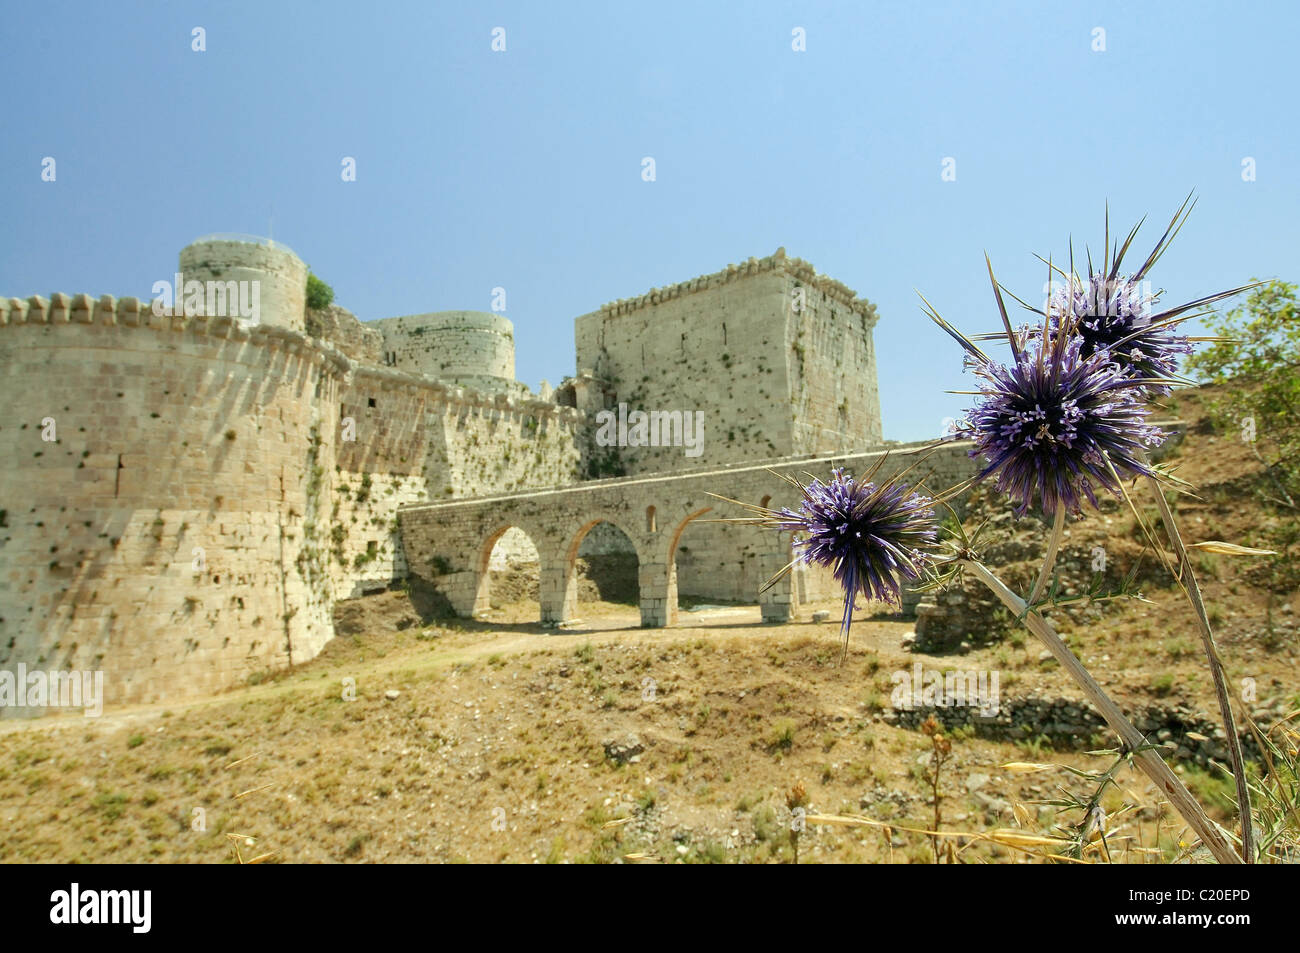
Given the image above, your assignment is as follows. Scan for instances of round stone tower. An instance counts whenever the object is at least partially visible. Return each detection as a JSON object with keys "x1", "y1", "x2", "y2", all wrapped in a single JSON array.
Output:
[
  {"x1": 374, "y1": 311, "x2": 517, "y2": 391},
  {"x1": 178, "y1": 234, "x2": 308, "y2": 331}
]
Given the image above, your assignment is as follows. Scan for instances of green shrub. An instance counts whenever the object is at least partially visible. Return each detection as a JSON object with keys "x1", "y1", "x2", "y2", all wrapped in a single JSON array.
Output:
[
  {"x1": 94, "y1": 792, "x2": 128, "y2": 821},
  {"x1": 1150, "y1": 672, "x2": 1175, "y2": 695},
  {"x1": 766, "y1": 718, "x2": 797, "y2": 752},
  {"x1": 306, "y1": 272, "x2": 334, "y2": 311}
]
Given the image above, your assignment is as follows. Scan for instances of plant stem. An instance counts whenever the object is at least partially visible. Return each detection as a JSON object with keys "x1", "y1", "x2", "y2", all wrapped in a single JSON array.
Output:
[
  {"x1": 965, "y1": 559, "x2": 1241, "y2": 864},
  {"x1": 1148, "y1": 478, "x2": 1254, "y2": 862},
  {"x1": 929, "y1": 757, "x2": 940, "y2": 862},
  {"x1": 1029, "y1": 506, "x2": 1066, "y2": 605}
]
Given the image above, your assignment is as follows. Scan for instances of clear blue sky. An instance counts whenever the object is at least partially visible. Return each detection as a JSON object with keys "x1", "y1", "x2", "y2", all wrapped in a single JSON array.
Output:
[{"x1": 3, "y1": 1, "x2": 1295, "y2": 441}]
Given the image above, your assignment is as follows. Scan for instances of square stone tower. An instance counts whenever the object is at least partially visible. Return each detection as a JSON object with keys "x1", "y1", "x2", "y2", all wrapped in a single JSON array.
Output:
[{"x1": 572, "y1": 248, "x2": 883, "y2": 475}]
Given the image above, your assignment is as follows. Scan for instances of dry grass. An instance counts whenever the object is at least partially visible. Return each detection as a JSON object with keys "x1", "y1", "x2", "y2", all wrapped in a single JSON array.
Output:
[{"x1": 0, "y1": 596, "x2": 1277, "y2": 864}]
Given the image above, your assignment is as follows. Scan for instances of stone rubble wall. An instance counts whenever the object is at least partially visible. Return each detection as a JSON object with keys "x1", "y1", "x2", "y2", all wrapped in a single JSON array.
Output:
[
  {"x1": 883, "y1": 695, "x2": 1264, "y2": 766},
  {"x1": 306, "y1": 304, "x2": 383, "y2": 364}
]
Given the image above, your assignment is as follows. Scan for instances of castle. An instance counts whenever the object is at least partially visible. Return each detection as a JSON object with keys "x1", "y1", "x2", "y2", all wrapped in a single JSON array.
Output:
[{"x1": 0, "y1": 234, "x2": 974, "y2": 713}]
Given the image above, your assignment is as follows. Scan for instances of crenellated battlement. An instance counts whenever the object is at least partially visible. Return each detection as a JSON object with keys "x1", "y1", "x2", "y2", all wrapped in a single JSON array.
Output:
[
  {"x1": 350, "y1": 362, "x2": 583, "y2": 426},
  {"x1": 596, "y1": 247, "x2": 877, "y2": 320},
  {"x1": 1, "y1": 292, "x2": 582, "y2": 427},
  {"x1": 2, "y1": 293, "x2": 357, "y2": 378}
]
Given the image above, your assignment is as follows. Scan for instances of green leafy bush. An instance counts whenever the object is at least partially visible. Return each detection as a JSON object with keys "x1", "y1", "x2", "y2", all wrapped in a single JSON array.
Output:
[{"x1": 306, "y1": 272, "x2": 334, "y2": 311}]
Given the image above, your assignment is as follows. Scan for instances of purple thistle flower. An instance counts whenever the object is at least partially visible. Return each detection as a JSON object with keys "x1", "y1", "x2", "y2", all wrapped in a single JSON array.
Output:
[
  {"x1": 964, "y1": 334, "x2": 1167, "y2": 518},
  {"x1": 922, "y1": 196, "x2": 1260, "y2": 522},
  {"x1": 768, "y1": 467, "x2": 938, "y2": 641},
  {"x1": 1048, "y1": 273, "x2": 1192, "y2": 393}
]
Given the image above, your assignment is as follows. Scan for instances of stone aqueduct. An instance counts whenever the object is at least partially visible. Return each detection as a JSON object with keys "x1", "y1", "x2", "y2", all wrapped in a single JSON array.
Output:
[{"x1": 400, "y1": 442, "x2": 975, "y2": 628}]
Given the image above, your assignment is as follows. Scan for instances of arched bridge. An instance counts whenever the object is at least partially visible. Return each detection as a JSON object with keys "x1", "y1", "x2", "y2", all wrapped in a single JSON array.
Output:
[{"x1": 397, "y1": 441, "x2": 974, "y2": 627}]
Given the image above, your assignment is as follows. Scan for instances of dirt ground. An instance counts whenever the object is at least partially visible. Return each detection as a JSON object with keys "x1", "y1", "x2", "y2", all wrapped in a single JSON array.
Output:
[{"x1": 0, "y1": 591, "x2": 1267, "y2": 864}]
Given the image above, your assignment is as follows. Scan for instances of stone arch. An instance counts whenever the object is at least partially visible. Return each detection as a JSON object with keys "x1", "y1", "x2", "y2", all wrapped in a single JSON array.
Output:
[
  {"x1": 660, "y1": 507, "x2": 713, "y2": 625},
  {"x1": 666, "y1": 507, "x2": 713, "y2": 566},
  {"x1": 473, "y1": 524, "x2": 543, "y2": 619},
  {"x1": 667, "y1": 504, "x2": 796, "y2": 624},
  {"x1": 553, "y1": 517, "x2": 643, "y2": 625}
]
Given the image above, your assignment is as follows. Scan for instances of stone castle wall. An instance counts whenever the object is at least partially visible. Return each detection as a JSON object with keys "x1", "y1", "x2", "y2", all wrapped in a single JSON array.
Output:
[
  {"x1": 573, "y1": 248, "x2": 883, "y2": 477},
  {"x1": 1, "y1": 238, "x2": 903, "y2": 713},
  {"x1": 306, "y1": 304, "x2": 383, "y2": 364},
  {"x1": 782, "y1": 256, "x2": 883, "y2": 453},
  {"x1": 330, "y1": 369, "x2": 583, "y2": 596},
  {"x1": 0, "y1": 297, "x2": 340, "y2": 711},
  {"x1": 0, "y1": 288, "x2": 585, "y2": 711},
  {"x1": 372, "y1": 311, "x2": 520, "y2": 395},
  {"x1": 178, "y1": 236, "x2": 309, "y2": 333}
]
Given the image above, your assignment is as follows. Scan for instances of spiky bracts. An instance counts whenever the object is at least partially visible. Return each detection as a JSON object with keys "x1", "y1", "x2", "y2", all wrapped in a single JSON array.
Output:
[
  {"x1": 964, "y1": 334, "x2": 1166, "y2": 517},
  {"x1": 710, "y1": 460, "x2": 940, "y2": 648},
  {"x1": 921, "y1": 196, "x2": 1259, "y2": 518},
  {"x1": 1047, "y1": 273, "x2": 1191, "y2": 392},
  {"x1": 769, "y1": 467, "x2": 938, "y2": 636}
]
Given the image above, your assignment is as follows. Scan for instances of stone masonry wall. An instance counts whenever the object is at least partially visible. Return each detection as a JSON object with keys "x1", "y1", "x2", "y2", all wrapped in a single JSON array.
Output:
[
  {"x1": 0, "y1": 296, "x2": 342, "y2": 711},
  {"x1": 372, "y1": 311, "x2": 518, "y2": 393},
  {"x1": 178, "y1": 237, "x2": 308, "y2": 333},
  {"x1": 573, "y1": 249, "x2": 883, "y2": 477},
  {"x1": 783, "y1": 258, "x2": 883, "y2": 453},
  {"x1": 328, "y1": 369, "x2": 583, "y2": 598},
  {"x1": 0, "y1": 290, "x2": 590, "y2": 712},
  {"x1": 420, "y1": 395, "x2": 583, "y2": 499}
]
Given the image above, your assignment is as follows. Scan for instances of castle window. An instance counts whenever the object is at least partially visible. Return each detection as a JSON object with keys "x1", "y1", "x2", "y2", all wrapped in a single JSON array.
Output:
[
  {"x1": 646, "y1": 506, "x2": 657, "y2": 533},
  {"x1": 760, "y1": 495, "x2": 771, "y2": 509},
  {"x1": 368, "y1": 397, "x2": 376, "y2": 408}
]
